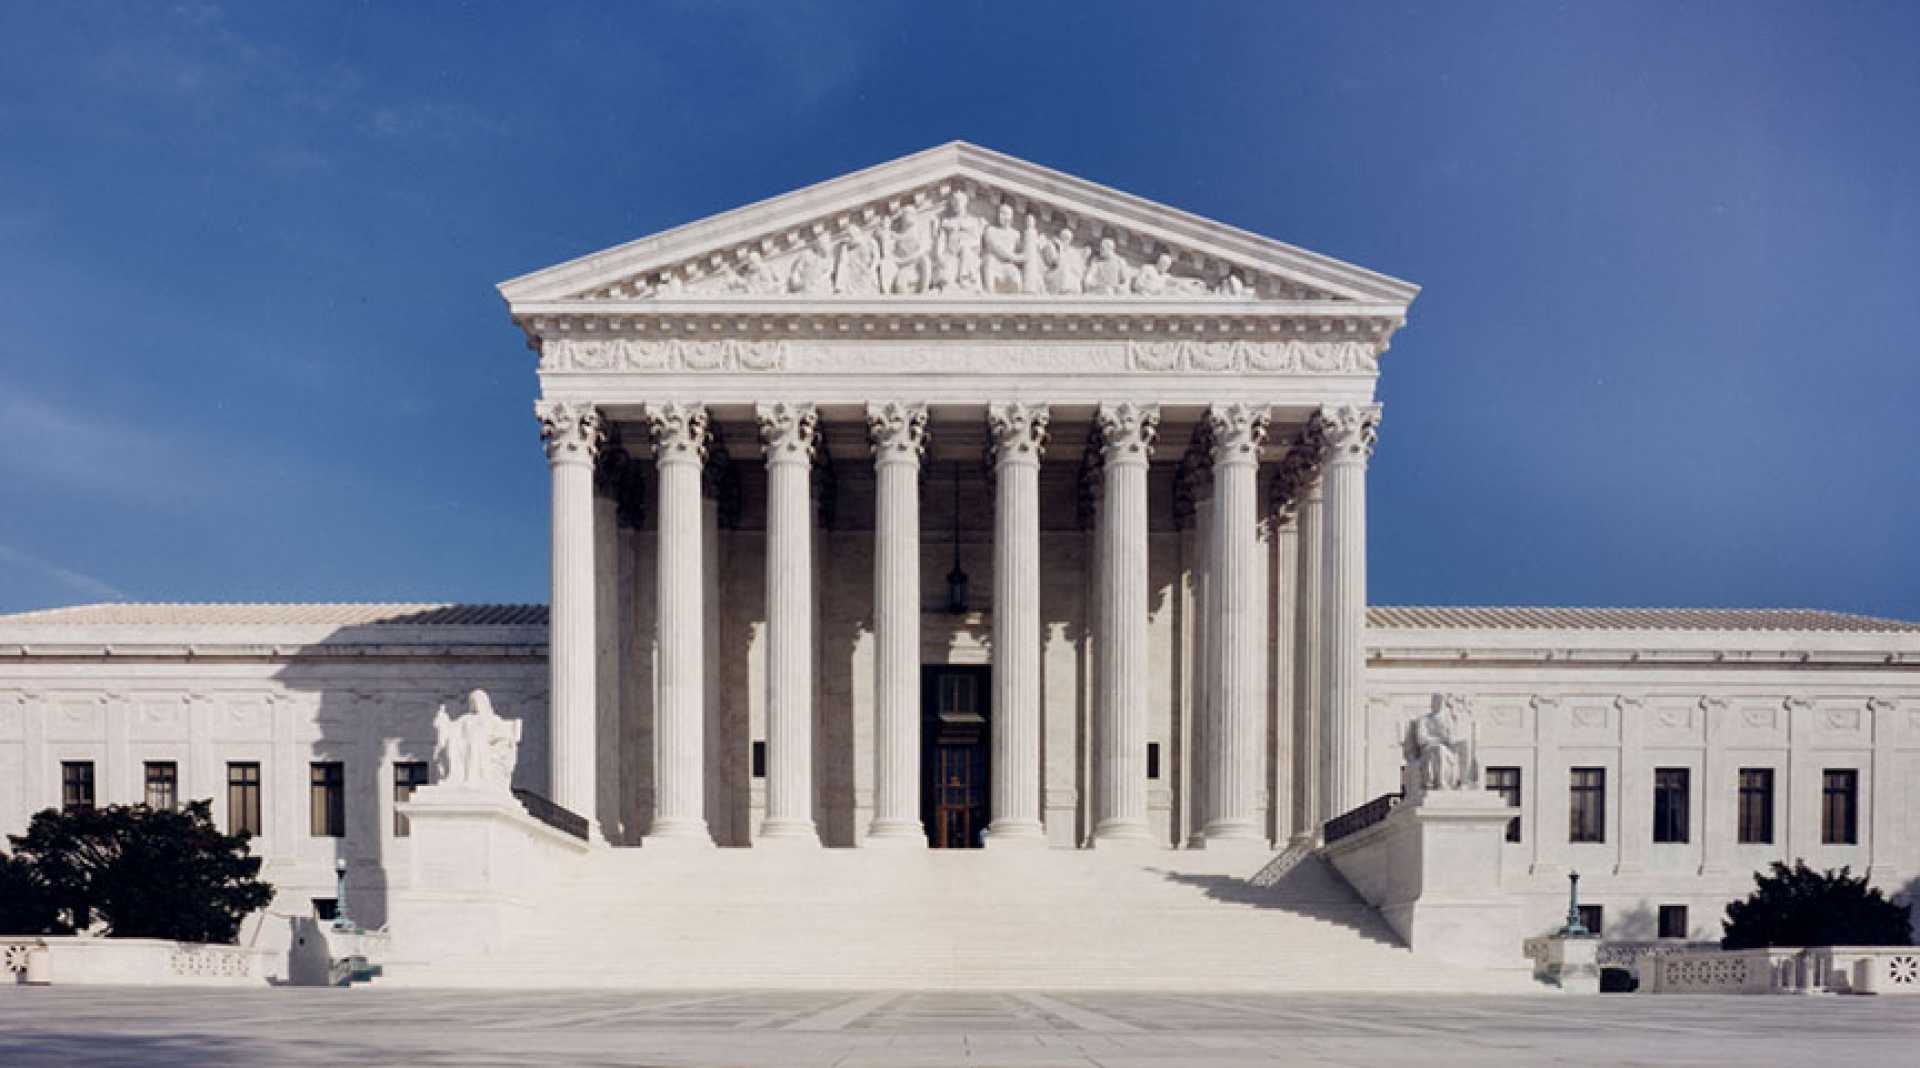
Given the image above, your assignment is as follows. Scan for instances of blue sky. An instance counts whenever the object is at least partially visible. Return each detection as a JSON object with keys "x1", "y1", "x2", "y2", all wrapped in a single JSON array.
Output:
[{"x1": 1, "y1": 1, "x2": 1915, "y2": 618}]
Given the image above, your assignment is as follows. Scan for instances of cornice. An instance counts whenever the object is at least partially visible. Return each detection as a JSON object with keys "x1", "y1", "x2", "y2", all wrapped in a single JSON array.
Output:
[{"x1": 1367, "y1": 645, "x2": 1920, "y2": 669}]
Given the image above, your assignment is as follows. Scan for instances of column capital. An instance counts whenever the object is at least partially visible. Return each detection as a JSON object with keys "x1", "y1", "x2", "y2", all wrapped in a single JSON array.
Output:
[
  {"x1": 988, "y1": 402, "x2": 1050, "y2": 467},
  {"x1": 866, "y1": 401, "x2": 930, "y2": 464},
  {"x1": 1308, "y1": 403, "x2": 1381, "y2": 464},
  {"x1": 644, "y1": 401, "x2": 710, "y2": 466},
  {"x1": 755, "y1": 401, "x2": 819, "y2": 466},
  {"x1": 535, "y1": 399, "x2": 604, "y2": 465},
  {"x1": 1206, "y1": 403, "x2": 1271, "y2": 467},
  {"x1": 1094, "y1": 401, "x2": 1160, "y2": 466}
]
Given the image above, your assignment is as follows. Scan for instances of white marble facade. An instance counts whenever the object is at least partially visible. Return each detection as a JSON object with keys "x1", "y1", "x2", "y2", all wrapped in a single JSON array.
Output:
[{"x1": 2, "y1": 144, "x2": 1917, "y2": 950}]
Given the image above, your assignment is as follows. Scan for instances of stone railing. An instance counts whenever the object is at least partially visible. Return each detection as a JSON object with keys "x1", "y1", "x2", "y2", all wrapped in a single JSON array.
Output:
[
  {"x1": 1323, "y1": 792, "x2": 1401, "y2": 844},
  {"x1": 4, "y1": 936, "x2": 266, "y2": 986},
  {"x1": 1645, "y1": 946, "x2": 1920, "y2": 995},
  {"x1": 513, "y1": 787, "x2": 589, "y2": 840}
]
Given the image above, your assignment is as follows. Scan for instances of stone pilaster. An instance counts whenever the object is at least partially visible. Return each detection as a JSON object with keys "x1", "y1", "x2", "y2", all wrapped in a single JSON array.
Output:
[
  {"x1": 1091, "y1": 401, "x2": 1160, "y2": 846},
  {"x1": 1199, "y1": 403, "x2": 1271, "y2": 848},
  {"x1": 865, "y1": 401, "x2": 930, "y2": 847},
  {"x1": 1276, "y1": 436, "x2": 1327, "y2": 843},
  {"x1": 983, "y1": 402, "x2": 1049, "y2": 847},
  {"x1": 535, "y1": 399, "x2": 604, "y2": 838},
  {"x1": 755, "y1": 401, "x2": 821, "y2": 845},
  {"x1": 1313, "y1": 403, "x2": 1379, "y2": 820},
  {"x1": 643, "y1": 401, "x2": 713, "y2": 846}
]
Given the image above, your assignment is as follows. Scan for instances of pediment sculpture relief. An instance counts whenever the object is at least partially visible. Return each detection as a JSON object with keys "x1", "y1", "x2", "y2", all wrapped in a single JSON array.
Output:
[{"x1": 582, "y1": 181, "x2": 1332, "y2": 302}]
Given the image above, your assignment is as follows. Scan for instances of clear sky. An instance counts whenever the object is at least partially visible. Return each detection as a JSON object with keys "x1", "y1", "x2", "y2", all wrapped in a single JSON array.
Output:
[{"x1": 1, "y1": 1, "x2": 1915, "y2": 618}]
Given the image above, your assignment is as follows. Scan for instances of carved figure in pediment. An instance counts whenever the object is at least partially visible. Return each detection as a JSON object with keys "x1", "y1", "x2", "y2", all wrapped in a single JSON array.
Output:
[
  {"x1": 1216, "y1": 270, "x2": 1251, "y2": 297},
  {"x1": 982, "y1": 203, "x2": 1030, "y2": 294},
  {"x1": 738, "y1": 250, "x2": 783, "y2": 296},
  {"x1": 933, "y1": 189, "x2": 986, "y2": 292},
  {"x1": 881, "y1": 208, "x2": 933, "y2": 294},
  {"x1": 835, "y1": 227, "x2": 882, "y2": 295},
  {"x1": 1043, "y1": 226, "x2": 1086, "y2": 294},
  {"x1": 1134, "y1": 252, "x2": 1208, "y2": 296},
  {"x1": 1084, "y1": 236, "x2": 1133, "y2": 295},
  {"x1": 788, "y1": 233, "x2": 837, "y2": 295}
]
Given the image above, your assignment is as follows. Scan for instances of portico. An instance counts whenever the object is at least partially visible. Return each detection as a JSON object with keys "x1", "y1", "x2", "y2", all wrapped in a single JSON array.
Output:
[{"x1": 504, "y1": 143, "x2": 1410, "y2": 850}]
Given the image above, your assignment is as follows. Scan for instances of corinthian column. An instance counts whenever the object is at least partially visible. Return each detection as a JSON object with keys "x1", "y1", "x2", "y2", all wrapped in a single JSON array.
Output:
[
  {"x1": 753, "y1": 401, "x2": 821, "y2": 845},
  {"x1": 984, "y1": 402, "x2": 1049, "y2": 847},
  {"x1": 1200, "y1": 403, "x2": 1271, "y2": 849},
  {"x1": 536, "y1": 400, "x2": 603, "y2": 838},
  {"x1": 1091, "y1": 401, "x2": 1160, "y2": 846},
  {"x1": 643, "y1": 401, "x2": 713, "y2": 846},
  {"x1": 1314, "y1": 404, "x2": 1380, "y2": 819},
  {"x1": 1277, "y1": 438, "x2": 1326, "y2": 844},
  {"x1": 866, "y1": 401, "x2": 930, "y2": 846}
]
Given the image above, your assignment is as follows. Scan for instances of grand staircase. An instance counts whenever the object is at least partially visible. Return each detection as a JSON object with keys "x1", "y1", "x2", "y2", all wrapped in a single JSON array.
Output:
[{"x1": 385, "y1": 845, "x2": 1537, "y2": 991}]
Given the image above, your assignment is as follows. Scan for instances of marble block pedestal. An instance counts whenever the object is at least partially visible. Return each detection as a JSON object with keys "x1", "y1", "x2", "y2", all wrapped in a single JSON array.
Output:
[
  {"x1": 1321, "y1": 790, "x2": 1522, "y2": 966},
  {"x1": 1536, "y1": 933, "x2": 1601, "y2": 993}
]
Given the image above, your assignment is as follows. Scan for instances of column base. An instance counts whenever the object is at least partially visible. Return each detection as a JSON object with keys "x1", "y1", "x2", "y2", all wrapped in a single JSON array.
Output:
[
  {"x1": 1088, "y1": 821, "x2": 1157, "y2": 850},
  {"x1": 642, "y1": 817, "x2": 715, "y2": 849},
  {"x1": 981, "y1": 821, "x2": 1047, "y2": 849},
  {"x1": 862, "y1": 821, "x2": 929, "y2": 848},
  {"x1": 1193, "y1": 831, "x2": 1269, "y2": 853},
  {"x1": 756, "y1": 818, "x2": 822, "y2": 847}
]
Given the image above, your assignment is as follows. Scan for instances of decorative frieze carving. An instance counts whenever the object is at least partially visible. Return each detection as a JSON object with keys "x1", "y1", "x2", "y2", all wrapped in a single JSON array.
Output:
[
  {"x1": 539, "y1": 337, "x2": 1381, "y2": 376},
  {"x1": 534, "y1": 400, "x2": 604, "y2": 464},
  {"x1": 575, "y1": 178, "x2": 1325, "y2": 303},
  {"x1": 541, "y1": 338, "x2": 788, "y2": 373}
]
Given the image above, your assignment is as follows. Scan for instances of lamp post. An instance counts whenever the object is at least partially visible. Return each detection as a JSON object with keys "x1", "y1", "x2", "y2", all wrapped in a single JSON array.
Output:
[
  {"x1": 333, "y1": 858, "x2": 353, "y2": 932},
  {"x1": 1560, "y1": 869, "x2": 1590, "y2": 937}
]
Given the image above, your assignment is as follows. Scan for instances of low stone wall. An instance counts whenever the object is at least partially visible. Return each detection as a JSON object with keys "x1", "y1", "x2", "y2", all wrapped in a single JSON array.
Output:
[
  {"x1": 3, "y1": 937, "x2": 269, "y2": 986},
  {"x1": 1644, "y1": 946, "x2": 1920, "y2": 994}
]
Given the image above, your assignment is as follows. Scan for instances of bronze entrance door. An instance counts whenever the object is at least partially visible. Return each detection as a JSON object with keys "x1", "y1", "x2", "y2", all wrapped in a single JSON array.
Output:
[{"x1": 921, "y1": 665, "x2": 990, "y2": 849}]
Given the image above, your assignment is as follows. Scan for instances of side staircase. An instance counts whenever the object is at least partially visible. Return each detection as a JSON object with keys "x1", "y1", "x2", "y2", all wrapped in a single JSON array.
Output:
[{"x1": 386, "y1": 845, "x2": 1537, "y2": 991}]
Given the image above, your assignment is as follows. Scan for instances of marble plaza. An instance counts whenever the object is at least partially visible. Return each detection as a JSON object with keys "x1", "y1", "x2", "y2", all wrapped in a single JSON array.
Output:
[{"x1": 1, "y1": 144, "x2": 1916, "y2": 991}]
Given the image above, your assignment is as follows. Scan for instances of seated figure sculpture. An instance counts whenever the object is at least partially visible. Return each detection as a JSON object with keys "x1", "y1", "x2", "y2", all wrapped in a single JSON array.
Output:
[
  {"x1": 1402, "y1": 692, "x2": 1479, "y2": 800},
  {"x1": 431, "y1": 688, "x2": 522, "y2": 792}
]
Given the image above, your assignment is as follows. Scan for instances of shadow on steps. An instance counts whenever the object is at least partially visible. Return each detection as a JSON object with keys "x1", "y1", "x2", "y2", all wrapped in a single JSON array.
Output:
[{"x1": 1149, "y1": 854, "x2": 1403, "y2": 948}]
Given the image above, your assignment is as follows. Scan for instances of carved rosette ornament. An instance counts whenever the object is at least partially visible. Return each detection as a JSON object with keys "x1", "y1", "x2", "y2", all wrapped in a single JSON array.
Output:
[
  {"x1": 1207, "y1": 403, "x2": 1272, "y2": 466},
  {"x1": 987, "y1": 402, "x2": 1051, "y2": 465},
  {"x1": 1309, "y1": 404, "x2": 1382, "y2": 463},
  {"x1": 1094, "y1": 401, "x2": 1160, "y2": 465},
  {"x1": 535, "y1": 400, "x2": 604, "y2": 466},
  {"x1": 755, "y1": 401, "x2": 820, "y2": 464},
  {"x1": 643, "y1": 401, "x2": 710, "y2": 465},
  {"x1": 866, "y1": 401, "x2": 930, "y2": 461}
]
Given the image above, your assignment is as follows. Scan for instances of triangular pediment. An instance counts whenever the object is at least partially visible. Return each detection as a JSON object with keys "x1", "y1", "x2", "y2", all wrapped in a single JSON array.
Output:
[{"x1": 499, "y1": 142, "x2": 1417, "y2": 309}]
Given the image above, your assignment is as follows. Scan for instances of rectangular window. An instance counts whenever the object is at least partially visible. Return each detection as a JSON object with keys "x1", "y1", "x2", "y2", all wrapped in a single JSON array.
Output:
[
  {"x1": 312, "y1": 898, "x2": 339, "y2": 922},
  {"x1": 143, "y1": 761, "x2": 178, "y2": 811},
  {"x1": 1738, "y1": 768, "x2": 1775, "y2": 844},
  {"x1": 1822, "y1": 769, "x2": 1859, "y2": 845},
  {"x1": 227, "y1": 762, "x2": 262, "y2": 836},
  {"x1": 1146, "y1": 742, "x2": 1161, "y2": 780},
  {"x1": 1486, "y1": 766, "x2": 1522, "y2": 842},
  {"x1": 1658, "y1": 904, "x2": 1689, "y2": 939},
  {"x1": 310, "y1": 762, "x2": 345, "y2": 837},
  {"x1": 1577, "y1": 904, "x2": 1604, "y2": 936},
  {"x1": 61, "y1": 761, "x2": 96, "y2": 815},
  {"x1": 392, "y1": 761, "x2": 429, "y2": 837},
  {"x1": 1569, "y1": 767, "x2": 1606, "y2": 843},
  {"x1": 751, "y1": 740, "x2": 766, "y2": 779},
  {"x1": 1653, "y1": 767, "x2": 1690, "y2": 843}
]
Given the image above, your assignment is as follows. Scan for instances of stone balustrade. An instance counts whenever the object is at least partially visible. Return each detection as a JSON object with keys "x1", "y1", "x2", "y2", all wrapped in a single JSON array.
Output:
[{"x1": 1644, "y1": 945, "x2": 1920, "y2": 994}]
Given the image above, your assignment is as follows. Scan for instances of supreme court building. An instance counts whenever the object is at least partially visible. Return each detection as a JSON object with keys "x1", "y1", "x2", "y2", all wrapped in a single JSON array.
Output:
[{"x1": 3, "y1": 144, "x2": 1916, "y2": 989}]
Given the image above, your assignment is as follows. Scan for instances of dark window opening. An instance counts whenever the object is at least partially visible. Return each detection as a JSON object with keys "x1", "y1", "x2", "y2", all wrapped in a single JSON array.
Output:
[
  {"x1": 393, "y1": 761, "x2": 429, "y2": 837},
  {"x1": 1486, "y1": 766, "x2": 1522, "y2": 842},
  {"x1": 1146, "y1": 742, "x2": 1161, "y2": 780},
  {"x1": 144, "y1": 761, "x2": 178, "y2": 811},
  {"x1": 1653, "y1": 767, "x2": 1690, "y2": 843},
  {"x1": 1658, "y1": 904, "x2": 1689, "y2": 939},
  {"x1": 1577, "y1": 904, "x2": 1604, "y2": 937},
  {"x1": 1569, "y1": 767, "x2": 1606, "y2": 843},
  {"x1": 310, "y1": 762, "x2": 345, "y2": 838},
  {"x1": 1738, "y1": 768, "x2": 1774, "y2": 844},
  {"x1": 227, "y1": 762, "x2": 262, "y2": 836},
  {"x1": 751, "y1": 740, "x2": 766, "y2": 779},
  {"x1": 61, "y1": 761, "x2": 95, "y2": 815},
  {"x1": 1822, "y1": 769, "x2": 1859, "y2": 845}
]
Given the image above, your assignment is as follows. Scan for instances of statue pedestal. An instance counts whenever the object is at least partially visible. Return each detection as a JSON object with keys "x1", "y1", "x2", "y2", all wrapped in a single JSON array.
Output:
[
  {"x1": 1535, "y1": 932, "x2": 1601, "y2": 993},
  {"x1": 388, "y1": 784, "x2": 592, "y2": 963},
  {"x1": 1322, "y1": 790, "x2": 1521, "y2": 965}
]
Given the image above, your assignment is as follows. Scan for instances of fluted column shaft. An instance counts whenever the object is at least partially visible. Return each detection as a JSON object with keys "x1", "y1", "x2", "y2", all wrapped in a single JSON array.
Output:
[
  {"x1": 1316, "y1": 405, "x2": 1380, "y2": 819},
  {"x1": 1280, "y1": 440, "x2": 1327, "y2": 845},
  {"x1": 536, "y1": 401, "x2": 603, "y2": 836},
  {"x1": 984, "y1": 403, "x2": 1048, "y2": 846},
  {"x1": 866, "y1": 402, "x2": 929, "y2": 845},
  {"x1": 1092, "y1": 402, "x2": 1160, "y2": 845},
  {"x1": 645, "y1": 402, "x2": 712, "y2": 845},
  {"x1": 756, "y1": 402, "x2": 820, "y2": 844},
  {"x1": 1200, "y1": 404, "x2": 1270, "y2": 847}
]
